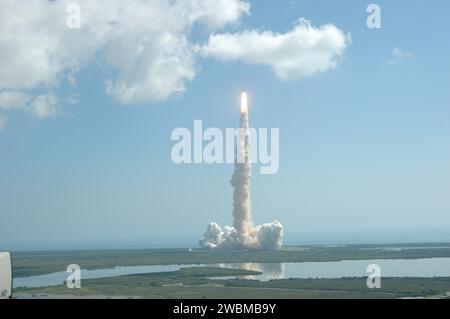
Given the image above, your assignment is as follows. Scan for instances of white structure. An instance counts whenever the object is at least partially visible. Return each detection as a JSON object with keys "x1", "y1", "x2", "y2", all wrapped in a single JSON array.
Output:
[{"x1": 0, "y1": 252, "x2": 12, "y2": 299}]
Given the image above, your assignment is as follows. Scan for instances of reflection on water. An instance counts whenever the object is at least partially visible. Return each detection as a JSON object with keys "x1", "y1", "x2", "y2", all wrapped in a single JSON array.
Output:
[
  {"x1": 211, "y1": 258, "x2": 450, "y2": 281},
  {"x1": 14, "y1": 258, "x2": 450, "y2": 288},
  {"x1": 210, "y1": 263, "x2": 285, "y2": 280}
]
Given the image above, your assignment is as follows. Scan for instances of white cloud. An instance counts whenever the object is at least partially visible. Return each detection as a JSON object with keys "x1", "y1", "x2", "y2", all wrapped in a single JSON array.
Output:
[
  {"x1": 0, "y1": 1, "x2": 350, "y2": 130},
  {"x1": 198, "y1": 18, "x2": 350, "y2": 80},
  {"x1": 0, "y1": 91, "x2": 31, "y2": 111},
  {"x1": 0, "y1": 90, "x2": 58, "y2": 119},
  {"x1": 0, "y1": 0, "x2": 249, "y2": 108},
  {"x1": 387, "y1": 47, "x2": 413, "y2": 64},
  {"x1": 29, "y1": 94, "x2": 59, "y2": 119}
]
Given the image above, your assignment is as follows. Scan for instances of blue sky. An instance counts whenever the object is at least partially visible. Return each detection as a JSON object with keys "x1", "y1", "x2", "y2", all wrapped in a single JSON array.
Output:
[{"x1": 1, "y1": 0, "x2": 450, "y2": 250}]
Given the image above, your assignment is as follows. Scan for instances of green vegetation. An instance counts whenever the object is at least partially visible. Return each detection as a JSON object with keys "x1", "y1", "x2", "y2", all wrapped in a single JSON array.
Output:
[
  {"x1": 15, "y1": 267, "x2": 450, "y2": 299},
  {"x1": 212, "y1": 277, "x2": 450, "y2": 297}
]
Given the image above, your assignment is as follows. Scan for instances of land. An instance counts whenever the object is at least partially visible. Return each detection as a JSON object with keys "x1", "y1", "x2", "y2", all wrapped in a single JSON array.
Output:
[
  {"x1": 11, "y1": 243, "x2": 450, "y2": 299},
  {"x1": 14, "y1": 268, "x2": 450, "y2": 299},
  {"x1": 12, "y1": 243, "x2": 450, "y2": 277}
]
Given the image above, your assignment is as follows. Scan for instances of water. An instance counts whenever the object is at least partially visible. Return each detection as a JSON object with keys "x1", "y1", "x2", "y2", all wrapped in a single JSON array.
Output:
[
  {"x1": 360, "y1": 246, "x2": 450, "y2": 252},
  {"x1": 13, "y1": 264, "x2": 187, "y2": 288},
  {"x1": 14, "y1": 258, "x2": 450, "y2": 288},
  {"x1": 210, "y1": 258, "x2": 450, "y2": 281}
]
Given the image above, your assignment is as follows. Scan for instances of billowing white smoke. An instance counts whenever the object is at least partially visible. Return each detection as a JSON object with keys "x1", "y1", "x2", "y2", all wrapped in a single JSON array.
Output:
[
  {"x1": 199, "y1": 221, "x2": 283, "y2": 250},
  {"x1": 200, "y1": 93, "x2": 283, "y2": 250}
]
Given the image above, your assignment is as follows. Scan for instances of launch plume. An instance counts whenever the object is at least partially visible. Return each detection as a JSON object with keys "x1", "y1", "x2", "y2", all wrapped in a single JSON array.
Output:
[{"x1": 200, "y1": 91, "x2": 283, "y2": 250}]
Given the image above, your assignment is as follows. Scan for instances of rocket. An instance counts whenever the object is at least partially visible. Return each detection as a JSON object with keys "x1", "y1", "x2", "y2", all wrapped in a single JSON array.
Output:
[
  {"x1": 199, "y1": 90, "x2": 284, "y2": 250},
  {"x1": 231, "y1": 90, "x2": 254, "y2": 238},
  {"x1": 199, "y1": 90, "x2": 283, "y2": 250},
  {"x1": 237, "y1": 90, "x2": 250, "y2": 163},
  {"x1": 240, "y1": 90, "x2": 248, "y2": 114}
]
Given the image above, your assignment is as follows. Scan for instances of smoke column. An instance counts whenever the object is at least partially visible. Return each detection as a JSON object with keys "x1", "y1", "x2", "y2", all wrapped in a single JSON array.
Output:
[
  {"x1": 199, "y1": 91, "x2": 283, "y2": 250},
  {"x1": 231, "y1": 91, "x2": 258, "y2": 248}
]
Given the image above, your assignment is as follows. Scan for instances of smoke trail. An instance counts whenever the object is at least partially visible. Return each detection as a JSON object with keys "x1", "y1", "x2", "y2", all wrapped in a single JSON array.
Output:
[
  {"x1": 231, "y1": 103, "x2": 260, "y2": 248},
  {"x1": 199, "y1": 91, "x2": 283, "y2": 250}
]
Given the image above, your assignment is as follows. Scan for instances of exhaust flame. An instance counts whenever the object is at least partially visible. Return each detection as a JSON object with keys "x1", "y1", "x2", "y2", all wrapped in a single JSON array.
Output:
[
  {"x1": 240, "y1": 91, "x2": 248, "y2": 114},
  {"x1": 199, "y1": 91, "x2": 283, "y2": 250}
]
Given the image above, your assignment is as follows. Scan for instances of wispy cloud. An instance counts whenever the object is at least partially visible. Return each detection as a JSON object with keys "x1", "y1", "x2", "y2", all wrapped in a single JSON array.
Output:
[
  {"x1": 386, "y1": 47, "x2": 413, "y2": 65},
  {"x1": 289, "y1": 0, "x2": 300, "y2": 10},
  {"x1": 0, "y1": 90, "x2": 59, "y2": 126}
]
